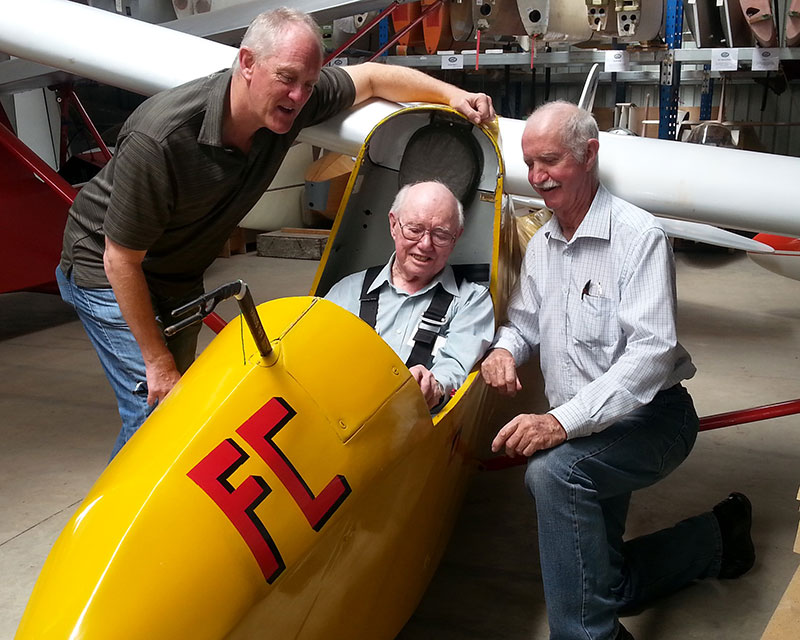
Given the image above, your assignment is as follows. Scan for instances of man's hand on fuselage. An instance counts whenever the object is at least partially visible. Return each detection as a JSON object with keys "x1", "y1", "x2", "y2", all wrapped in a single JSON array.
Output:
[
  {"x1": 480, "y1": 348, "x2": 522, "y2": 397},
  {"x1": 409, "y1": 364, "x2": 444, "y2": 410}
]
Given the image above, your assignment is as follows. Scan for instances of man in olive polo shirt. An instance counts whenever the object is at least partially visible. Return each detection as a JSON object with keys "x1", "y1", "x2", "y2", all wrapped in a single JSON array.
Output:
[{"x1": 56, "y1": 7, "x2": 496, "y2": 459}]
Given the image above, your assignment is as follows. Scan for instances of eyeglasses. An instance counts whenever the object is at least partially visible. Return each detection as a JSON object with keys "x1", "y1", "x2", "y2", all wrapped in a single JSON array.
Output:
[{"x1": 396, "y1": 220, "x2": 457, "y2": 247}]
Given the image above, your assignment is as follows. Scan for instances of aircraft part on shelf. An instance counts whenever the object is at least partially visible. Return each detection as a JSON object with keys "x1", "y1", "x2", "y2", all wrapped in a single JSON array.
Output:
[
  {"x1": 518, "y1": 0, "x2": 594, "y2": 43},
  {"x1": 391, "y1": 0, "x2": 424, "y2": 53},
  {"x1": 616, "y1": 0, "x2": 664, "y2": 43},
  {"x1": 332, "y1": 12, "x2": 380, "y2": 50},
  {"x1": 582, "y1": 0, "x2": 664, "y2": 44},
  {"x1": 450, "y1": 0, "x2": 476, "y2": 40},
  {"x1": 616, "y1": 1, "x2": 640, "y2": 38},
  {"x1": 720, "y1": 0, "x2": 755, "y2": 46},
  {"x1": 586, "y1": 0, "x2": 611, "y2": 33},
  {"x1": 422, "y1": 0, "x2": 453, "y2": 54},
  {"x1": 473, "y1": 0, "x2": 526, "y2": 36},
  {"x1": 739, "y1": 0, "x2": 778, "y2": 47},
  {"x1": 785, "y1": 0, "x2": 800, "y2": 46},
  {"x1": 353, "y1": 11, "x2": 372, "y2": 28},
  {"x1": 685, "y1": 0, "x2": 727, "y2": 48}
]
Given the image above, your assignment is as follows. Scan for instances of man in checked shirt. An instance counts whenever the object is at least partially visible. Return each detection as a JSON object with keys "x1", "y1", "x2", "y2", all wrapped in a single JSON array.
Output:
[{"x1": 481, "y1": 101, "x2": 754, "y2": 640}]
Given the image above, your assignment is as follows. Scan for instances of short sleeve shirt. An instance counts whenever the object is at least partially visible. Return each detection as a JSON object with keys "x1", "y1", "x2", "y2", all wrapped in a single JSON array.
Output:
[{"x1": 60, "y1": 66, "x2": 355, "y2": 297}]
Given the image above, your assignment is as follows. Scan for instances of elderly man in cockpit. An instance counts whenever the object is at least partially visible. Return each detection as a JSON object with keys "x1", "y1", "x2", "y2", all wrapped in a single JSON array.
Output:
[{"x1": 325, "y1": 180, "x2": 494, "y2": 411}]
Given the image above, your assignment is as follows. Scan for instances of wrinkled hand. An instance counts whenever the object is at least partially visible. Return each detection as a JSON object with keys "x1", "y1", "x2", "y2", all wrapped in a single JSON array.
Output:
[
  {"x1": 449, "y1": 91, "x2": 496, "y2": 125},
  {"x1": 409, "y1": 364, "x2": 444, "y2": 410},
  {"x1": 481, "y1": 348, "x2": 522, "y2": 397},
  {"x1": 491, "y1": 413, "x2": 567, "y2": 458},
  {"x1": 144, "y1": 352, "x2": 181, "y2": 406}
]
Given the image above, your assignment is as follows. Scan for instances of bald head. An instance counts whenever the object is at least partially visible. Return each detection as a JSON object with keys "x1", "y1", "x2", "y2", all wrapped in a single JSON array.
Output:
[{"x1": 391, "y1": 181, "x2": 464, "y2": 230}]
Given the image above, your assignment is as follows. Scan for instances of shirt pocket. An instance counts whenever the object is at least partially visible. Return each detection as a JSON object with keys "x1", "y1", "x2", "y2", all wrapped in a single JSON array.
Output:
[{"x1": 572, "y1": 295, "x2": 620, "y2": 351}]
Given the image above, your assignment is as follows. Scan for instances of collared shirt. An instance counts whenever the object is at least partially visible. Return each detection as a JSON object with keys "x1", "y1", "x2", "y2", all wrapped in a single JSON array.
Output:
[
  {"x1": 60, "y1": 66, "x2": 355, "y2": 297},
  {"x1": 493, "y1": 184, "x2": 696, "y2": 439},
  {"x1": 325, "y1": 255, "x2": 495, "y2": 399}
]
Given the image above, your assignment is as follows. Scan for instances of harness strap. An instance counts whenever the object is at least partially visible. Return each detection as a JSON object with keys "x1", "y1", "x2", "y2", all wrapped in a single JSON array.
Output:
[
  {"x1": 405, "y1": 282, "x2": 456, "y2": 369},
  {"x1": 358, "y1": 265, "x2": 383, "y2": 328},
  {"x1": 358, "y1": 265, "x2": 460, "y2": 370}
]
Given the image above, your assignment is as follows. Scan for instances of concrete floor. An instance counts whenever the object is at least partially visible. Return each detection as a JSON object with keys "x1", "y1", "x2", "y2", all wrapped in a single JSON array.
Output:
[{"x1": 1, "y1": 249, "x2": 798, "y2": 639}]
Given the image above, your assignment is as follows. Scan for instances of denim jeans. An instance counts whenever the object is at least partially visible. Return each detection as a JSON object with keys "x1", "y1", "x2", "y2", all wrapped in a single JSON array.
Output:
[
  {"x1": 56, "y1": 267, "x2": 201, "y2": 460},
  {"x1": 525, "y1": 385, "x2": 720, "y2": 640}
]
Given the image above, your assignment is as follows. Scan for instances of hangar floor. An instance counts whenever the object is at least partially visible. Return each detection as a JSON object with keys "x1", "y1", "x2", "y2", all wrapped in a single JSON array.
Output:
[{"x1": 1, "y1": 248, "x2": 798, "y2": 640}]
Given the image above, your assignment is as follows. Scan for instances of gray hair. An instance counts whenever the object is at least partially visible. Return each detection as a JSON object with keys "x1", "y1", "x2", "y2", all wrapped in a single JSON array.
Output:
[
  {"x1": 234, "y1": 7, "x2": 323, "y2": 69},
  {"x1": 391, "y1": 181, "x2": 465, "y2": 230},
  {"x1": 529, "y1": 101, "x2": 599, "y2": 166}
]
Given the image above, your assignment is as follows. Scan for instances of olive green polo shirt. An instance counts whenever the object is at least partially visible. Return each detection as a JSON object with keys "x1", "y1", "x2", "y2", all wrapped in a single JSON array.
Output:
[{"x1": 60, "y1": 66, "x2": 355, "y2": 297}]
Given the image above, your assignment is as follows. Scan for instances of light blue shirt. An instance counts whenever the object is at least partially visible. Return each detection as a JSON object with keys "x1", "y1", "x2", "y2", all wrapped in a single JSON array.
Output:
[
  {"x1": 493, "y1": 184, "x2": 696, "y2": 439},
  {"x1": 325, "y1": 255, "x2": 495, "y2": 399}
]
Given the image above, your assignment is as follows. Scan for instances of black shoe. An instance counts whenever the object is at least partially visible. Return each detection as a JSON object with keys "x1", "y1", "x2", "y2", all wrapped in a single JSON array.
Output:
[
  {"x1": 713, "y1": 492, "x2": 756, "y2": 579},
  {"x1": 615, "y1": 622, "x2": 635, "y2": 640}
]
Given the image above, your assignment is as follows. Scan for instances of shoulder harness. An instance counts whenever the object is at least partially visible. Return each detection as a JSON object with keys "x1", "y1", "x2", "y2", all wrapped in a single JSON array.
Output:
[{"x1": 358, "y1": 265, "x2": 464, "y2": 369}]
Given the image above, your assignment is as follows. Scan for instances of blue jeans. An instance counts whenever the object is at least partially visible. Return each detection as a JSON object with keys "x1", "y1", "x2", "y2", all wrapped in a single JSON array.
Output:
[
  {"x1": 525, "y1": 385, "x2": 719, "y2": 640},
  {"x1": 56, "y1": 267, "x2": 201, "y2": 460}
]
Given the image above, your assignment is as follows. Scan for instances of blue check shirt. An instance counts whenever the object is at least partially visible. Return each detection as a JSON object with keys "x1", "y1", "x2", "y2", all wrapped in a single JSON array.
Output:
[
  {"x1": 325, "y1": 255, "x2": 495, "y2": 398},
  {"x1": 493, "y1": 185, "x2": 696, "y2": 439}
]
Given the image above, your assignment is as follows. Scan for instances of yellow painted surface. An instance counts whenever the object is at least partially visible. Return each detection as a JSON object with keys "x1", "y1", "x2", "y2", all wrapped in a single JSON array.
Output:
[{"x1": 17, "y1": 298, "x2": 431, "y2": 638}]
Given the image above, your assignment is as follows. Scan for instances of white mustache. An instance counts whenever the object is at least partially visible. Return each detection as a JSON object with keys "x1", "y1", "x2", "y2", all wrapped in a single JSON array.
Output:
[{"x1": 534, "y1": 179, "x2": 560, "y2": 190}]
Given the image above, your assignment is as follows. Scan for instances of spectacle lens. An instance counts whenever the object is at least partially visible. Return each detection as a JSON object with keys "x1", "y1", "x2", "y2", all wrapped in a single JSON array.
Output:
[{"x1": 398, "y1": 221, "x2": 455, "y2": 247}]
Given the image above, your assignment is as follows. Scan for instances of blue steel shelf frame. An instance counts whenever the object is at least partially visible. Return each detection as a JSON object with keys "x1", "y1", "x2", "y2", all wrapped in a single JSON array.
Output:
[
  {"x1": 699, "y1": 64, "x2": 714, "y2": 120},
  {"x1": 379, "y1": 16, "x2": 389, "y2": 57},
  {"x1": 659, "y1": 0, "x2": 684, "y2": 139}
]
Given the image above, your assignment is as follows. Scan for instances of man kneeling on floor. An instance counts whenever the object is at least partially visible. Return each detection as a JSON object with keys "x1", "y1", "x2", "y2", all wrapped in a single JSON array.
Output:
[
  {"x1": 325, "y1": 181, "x2": 494, "y2": 411},
  {"x1": 481, "y1": 101, "x2": 755, "y2": 640}
]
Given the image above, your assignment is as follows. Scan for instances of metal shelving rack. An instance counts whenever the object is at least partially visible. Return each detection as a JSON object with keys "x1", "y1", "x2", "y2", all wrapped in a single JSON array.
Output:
[{"x1": 659, "y1": 0, "x2": 684, "y2": 139}]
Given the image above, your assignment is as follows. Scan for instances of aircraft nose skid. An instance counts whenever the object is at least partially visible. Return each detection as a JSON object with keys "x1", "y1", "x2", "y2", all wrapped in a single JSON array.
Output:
[{"x1": 15, "y1": 296, "x2": 431, "y2": 639}]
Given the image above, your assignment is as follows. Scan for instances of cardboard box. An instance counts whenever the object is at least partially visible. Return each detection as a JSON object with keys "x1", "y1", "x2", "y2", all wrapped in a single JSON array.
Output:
[{"x1": 760, "y1": 488, "x2": 800, "y2": 639}]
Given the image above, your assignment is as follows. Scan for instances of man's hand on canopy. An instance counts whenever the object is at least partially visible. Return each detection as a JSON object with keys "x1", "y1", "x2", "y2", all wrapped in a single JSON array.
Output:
[{"x1": 449, "y1": 91, "x2": 496, "y2": 126}]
